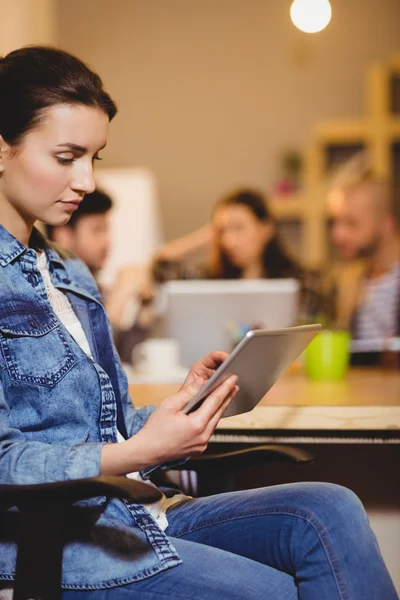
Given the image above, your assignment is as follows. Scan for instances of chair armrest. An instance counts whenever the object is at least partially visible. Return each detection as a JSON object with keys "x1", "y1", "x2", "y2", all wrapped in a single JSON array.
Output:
[
  {"x1": 0, "y1": 476, "x2": 162, "y2": 600},
  {"x1": 173, "y1": 444, "x2": 315, "y2": 472},
  {"x1": 0, "y1": 475, "x2": 162, "y2": 509}
]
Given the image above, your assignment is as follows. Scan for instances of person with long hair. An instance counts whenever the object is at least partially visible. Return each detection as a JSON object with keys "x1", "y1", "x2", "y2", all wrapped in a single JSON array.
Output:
[
  {"x1": 0, "y1": 46, "x2": 397, "y2": 599},
  {"x1": 153, "y1": 188, "x2": 302, "y2": 282},
  {"x1": 209, "y1": 188, "x2": 302, "y2": 279}
]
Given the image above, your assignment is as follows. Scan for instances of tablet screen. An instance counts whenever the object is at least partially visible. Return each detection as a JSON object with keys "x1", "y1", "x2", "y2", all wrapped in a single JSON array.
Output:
[{"x1": 182, "y1": 324, "x2": 321, "y2": 418}]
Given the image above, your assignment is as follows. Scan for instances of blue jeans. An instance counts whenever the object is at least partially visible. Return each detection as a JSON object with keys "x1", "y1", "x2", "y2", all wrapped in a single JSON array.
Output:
[{"x1": 63, "y1": 482, "x2": 398, "y2": 599}]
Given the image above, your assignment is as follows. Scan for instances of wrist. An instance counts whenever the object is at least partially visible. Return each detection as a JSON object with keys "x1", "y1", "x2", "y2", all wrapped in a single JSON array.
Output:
[
  {"x1": 127, "y1": 430, "x2": 164, "y2": 471},
  {"x1": 100, "y1": 437, "x2": 155, "y2": 476}
]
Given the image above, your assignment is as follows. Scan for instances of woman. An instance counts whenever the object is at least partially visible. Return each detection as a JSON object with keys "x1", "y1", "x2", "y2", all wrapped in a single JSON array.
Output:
[
  {"x1": 153, "y1": 188, "x2": 302, "y2": 281},
  {"x1": 121, "y1": 190, "x2": 309, "y2": 365},
  {"x1": 0, "y1": 46, "x2": 397, "y2": 599}
]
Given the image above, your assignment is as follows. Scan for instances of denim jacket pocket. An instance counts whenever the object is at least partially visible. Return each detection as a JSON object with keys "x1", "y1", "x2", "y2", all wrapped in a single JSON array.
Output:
[{"x1": 0, "y1": 310, "x2": 76, "y2": 387}]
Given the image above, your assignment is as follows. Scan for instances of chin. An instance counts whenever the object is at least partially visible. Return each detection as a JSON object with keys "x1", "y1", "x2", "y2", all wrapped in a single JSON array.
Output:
[
  {"x1": 228, "y1": 256, "x2": 246, "y2": 268},
  {"x1": 340, "y1": 250, "x2": 357, "y2": 261},
  {"x1": 93, "y1": 261, "x2": 107, "y2": 272},
  {"x1": 50, "y1": 214, "x2": 73, "y2": 227}
]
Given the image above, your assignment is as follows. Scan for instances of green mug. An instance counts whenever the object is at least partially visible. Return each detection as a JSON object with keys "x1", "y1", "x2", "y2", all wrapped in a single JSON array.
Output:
[{"x1": 305, "y1": 330, "x2": 350, "y2": 381}]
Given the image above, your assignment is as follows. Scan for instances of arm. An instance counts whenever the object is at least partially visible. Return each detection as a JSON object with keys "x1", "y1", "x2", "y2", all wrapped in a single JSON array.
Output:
[
  {"x1": 100, "y1": 369, "x2": 238, "y2": 476},
  {"x1": 103, "y1": 350, "x2": 238, "y2": 477},
  {"x1": 0, "y1": 367, "x2": 237, "y2": 485},
  {"x1": 0, "y1": 383, "x2": 106, "y2": 486},
  {"x1": 105, "y1": 264, "x2": 155, "y2": 332},
  {"x1": 106, "y1": 226, "x2": 212, "y2": 332},
  {"x1": 154, "y1": 223, "x2": 212, "y2": 263}
]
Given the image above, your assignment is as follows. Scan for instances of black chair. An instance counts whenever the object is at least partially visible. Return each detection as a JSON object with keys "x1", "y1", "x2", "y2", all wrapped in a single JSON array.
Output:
[
  {"x1": 168, "y1": 443, "x2": 315, "y2": 496},
  {"x1": 0, "y1": 476, "x2": 162, "y2": 600},
  {"x1": 0, "y1": 445, "x2": 314, "y2": 600}
]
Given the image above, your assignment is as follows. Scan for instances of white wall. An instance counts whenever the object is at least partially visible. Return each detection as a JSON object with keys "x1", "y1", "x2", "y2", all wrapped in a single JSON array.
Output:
[
  {"x1": 0, "y1": 0, "x2": 56, "y2": 54},
  {"x1": 56, "y1": 0, "x2": 400, "y2": 240}
]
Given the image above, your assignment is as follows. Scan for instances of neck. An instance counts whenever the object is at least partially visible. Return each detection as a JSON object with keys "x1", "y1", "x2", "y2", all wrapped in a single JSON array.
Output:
[
  {"x1": 368, "y1": 234, "x2": 400, "y2": 276},
  {"x1": 90, "y1": 267, "x2": 100, "y2": 281},
  {"x1": 242, "y1": 261, "x2": 264, "y2": 279},
  {"x1": 0, "y1": 198, "x2": 34, "y2": 246}
]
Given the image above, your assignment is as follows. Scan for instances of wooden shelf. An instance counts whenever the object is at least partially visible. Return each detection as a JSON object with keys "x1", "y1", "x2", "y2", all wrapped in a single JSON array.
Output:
[
  {"x1": 288, "y1": 55, "x2": 400, "y2": 267},
  {"x1": 388, "y1": 120, "x2": 400, "y2": 137},
  {"x1": 315, "y1": 120, "x2": 368, "y2": 143},
  {"x1": 270, "y1": 195, "x2": 306, "y2": 219}
]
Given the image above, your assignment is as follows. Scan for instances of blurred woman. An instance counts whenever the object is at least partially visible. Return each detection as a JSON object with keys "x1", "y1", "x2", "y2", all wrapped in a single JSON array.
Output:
[{"x1": 153, "y1": 188, "x2": 302, "y2": 281}]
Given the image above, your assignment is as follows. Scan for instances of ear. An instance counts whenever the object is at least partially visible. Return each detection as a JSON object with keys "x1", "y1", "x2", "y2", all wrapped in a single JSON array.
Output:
[
  {"x1": 51, "y1": 226, "x2": 76, "y2": 251},
  {"x1": 383, "y1": 213, "x2": 397, "y2": 237},
  {"x1": 261, "y1": 221, "x2": 275, "y2": 244},
  {"x1": 0, "y1": 135, "x2": 10, "y2": 174}
]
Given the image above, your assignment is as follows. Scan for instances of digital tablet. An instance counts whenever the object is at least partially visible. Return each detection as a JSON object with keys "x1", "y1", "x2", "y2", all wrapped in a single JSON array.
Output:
[{"x1": 182, "y1": 324, "x2": 322, "y2": 418}]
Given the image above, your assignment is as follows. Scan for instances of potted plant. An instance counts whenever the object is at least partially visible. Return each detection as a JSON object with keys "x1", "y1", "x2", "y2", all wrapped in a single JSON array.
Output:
[{"x1": 273, "y1": 150, "x2": 304, "y2": 196}]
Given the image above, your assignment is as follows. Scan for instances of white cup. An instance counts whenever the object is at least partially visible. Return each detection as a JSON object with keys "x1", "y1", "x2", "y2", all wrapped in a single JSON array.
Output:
[{"x1": 132, "y1": 338, "x2": 181, "y2": 375}]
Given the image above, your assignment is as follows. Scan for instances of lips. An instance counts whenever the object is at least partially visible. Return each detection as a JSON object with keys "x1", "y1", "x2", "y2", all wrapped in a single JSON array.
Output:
[
  {"x1": 60, "y1": 199, "x2": 82, "y2": 211},
  {"x1": 61, "y1": 199, "x2": 81, "y2": 205}
]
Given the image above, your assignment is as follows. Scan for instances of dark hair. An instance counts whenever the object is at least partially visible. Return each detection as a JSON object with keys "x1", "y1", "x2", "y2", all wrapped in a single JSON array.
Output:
[
  {"x1": 209, "y1": 188, "x2": 302, "y2": 279},
  {"x1": 0, "y1": 46, "x2": 117, "y2": 146},
  {"x1": 46, "y1": 188, "x2": 113, "y2": 240}
]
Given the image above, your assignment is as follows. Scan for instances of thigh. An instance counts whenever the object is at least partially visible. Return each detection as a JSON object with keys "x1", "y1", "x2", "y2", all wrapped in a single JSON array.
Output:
[
  {"x1": 62, "y1": 537, "x2": 297, "y2": 600},
  {"x1": 165, "y1": 482, "x2": 367, "y2": 576}
]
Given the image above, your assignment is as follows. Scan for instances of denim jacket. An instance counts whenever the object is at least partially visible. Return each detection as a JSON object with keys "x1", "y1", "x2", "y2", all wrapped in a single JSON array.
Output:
[{"x1": 0, "y1": 225, "x2": 181, "y2": 590}]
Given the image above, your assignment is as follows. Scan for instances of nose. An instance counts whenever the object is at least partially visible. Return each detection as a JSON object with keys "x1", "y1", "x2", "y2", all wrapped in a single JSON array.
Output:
[
  {"x1": 71, "y1": 162, "x2": 96, "y2": 195},
  {"x1": 223, "y1": 236, "x2": 238, "y2": 253}
]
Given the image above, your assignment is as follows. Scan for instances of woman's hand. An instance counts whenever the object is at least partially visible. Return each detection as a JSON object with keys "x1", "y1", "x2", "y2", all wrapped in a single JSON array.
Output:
[
  {"x1": 181, "y1": 350, "x2": 229, "y2": 391},
  {"x1": 128, "y1": 371, "x2": 238, "y2": 468},
  {"x1": 100, "y1": 364, "x2": 238, "y2": 476},
  {"x1": 155, "y1": 223, "x2": 213, "y2": 262},
  {"x1": 105, "y1": 264, "x2": 155, "y2": 331}
]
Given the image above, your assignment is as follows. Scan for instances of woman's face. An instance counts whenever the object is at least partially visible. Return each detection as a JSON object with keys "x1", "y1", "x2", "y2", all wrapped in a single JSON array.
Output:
[
  {"x1": 213, "y1": 204, "x2": 273, "y2": 269},
  {"x1": 0, "y1": 104, "x2": 109, "y2": 239}
]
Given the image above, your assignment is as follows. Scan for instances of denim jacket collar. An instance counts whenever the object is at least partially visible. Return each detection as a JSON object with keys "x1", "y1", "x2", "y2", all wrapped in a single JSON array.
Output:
[
  {"x1": 0, "y1": 224, "x2": 67, "y2": 268},
  {"x1": 0, "y1": 224, "x2": 101, "y2": 305},
  {"x1": 0, "y1": 224, "x2": 28, "y2": 266}
]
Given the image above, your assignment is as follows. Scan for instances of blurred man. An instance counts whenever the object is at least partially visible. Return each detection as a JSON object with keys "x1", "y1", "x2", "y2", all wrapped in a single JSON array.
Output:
[
  {"x1": 46, "y1": 188, "x2": 155, "y2": 363},
  {"x1": 328, "y1": 176, "x2": 400, "y2": 365},
  {"x1": 47, "y1": 188, "x2": 112, "y2": 278}
]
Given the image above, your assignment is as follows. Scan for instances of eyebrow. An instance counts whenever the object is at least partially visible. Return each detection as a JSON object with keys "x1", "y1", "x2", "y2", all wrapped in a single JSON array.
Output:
[{"x1": 56, "y1": 143, "x2": 106, "y2": 152}]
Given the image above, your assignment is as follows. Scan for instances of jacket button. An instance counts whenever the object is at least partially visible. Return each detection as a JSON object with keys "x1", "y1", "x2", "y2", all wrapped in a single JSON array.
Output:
[{"x1": 30, "y1": 321, "x2": 38, "y2": 328}]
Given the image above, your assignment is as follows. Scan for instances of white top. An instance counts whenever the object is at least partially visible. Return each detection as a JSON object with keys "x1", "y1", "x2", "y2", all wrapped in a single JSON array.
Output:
[
  {"x1": 36, "y1": 251, "x2": 188, "y2": 529},
  {"x1": 355, "y1": 262, "x2": 400, "y2": 342}
]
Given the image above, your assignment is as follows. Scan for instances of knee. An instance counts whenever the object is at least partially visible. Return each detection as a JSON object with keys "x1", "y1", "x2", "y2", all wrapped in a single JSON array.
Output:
[{"x1": 290, "y1": 482, "x2": 368, "y2": 529}]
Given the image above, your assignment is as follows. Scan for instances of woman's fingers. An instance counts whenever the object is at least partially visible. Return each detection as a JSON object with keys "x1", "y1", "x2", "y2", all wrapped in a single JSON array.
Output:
[
  {"x1": 202, "y1": 385, "x2": 239, "y2": 438},
  {"x1": 189, "y1": 375, "x2": 238, "y2": 427},
  {"x1": 198, "y1": 351, "x2": 229, "y2": 370},
  {"x1": 188, "y1": 386, "x2": 238, "y2": 454},
  {"x1": 182, "y1": 351, "x2": 229, "y2": 391},
  {"x1": 164, "y1": 376, "x2": 206, "y2": 411}
]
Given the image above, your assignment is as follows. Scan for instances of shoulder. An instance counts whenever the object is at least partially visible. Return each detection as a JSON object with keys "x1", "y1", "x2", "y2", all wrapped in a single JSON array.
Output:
[{"x1": 328, "y1": 260, "x2": 367, "y2": 289}]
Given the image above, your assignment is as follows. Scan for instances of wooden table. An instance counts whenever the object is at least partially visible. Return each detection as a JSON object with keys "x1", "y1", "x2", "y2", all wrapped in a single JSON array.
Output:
[{"x1": 130, "y1": 369, "x2": 400, "y2": 442}]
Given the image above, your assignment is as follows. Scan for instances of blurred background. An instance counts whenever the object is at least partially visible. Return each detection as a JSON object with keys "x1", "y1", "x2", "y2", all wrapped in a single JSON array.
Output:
[{"x1": 1, "y1": 0, "x2": 399, "y2": 257}]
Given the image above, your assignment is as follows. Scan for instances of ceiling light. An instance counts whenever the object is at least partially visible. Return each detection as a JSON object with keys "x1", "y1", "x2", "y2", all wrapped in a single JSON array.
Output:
[{"x1": 290, "y1": 0, "x2": 332, "y2": 34}]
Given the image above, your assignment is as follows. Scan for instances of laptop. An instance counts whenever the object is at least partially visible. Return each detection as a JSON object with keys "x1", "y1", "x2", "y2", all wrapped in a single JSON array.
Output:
[{"x1": 164, "y1": 279, "x2": 300, "y2": 367}]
